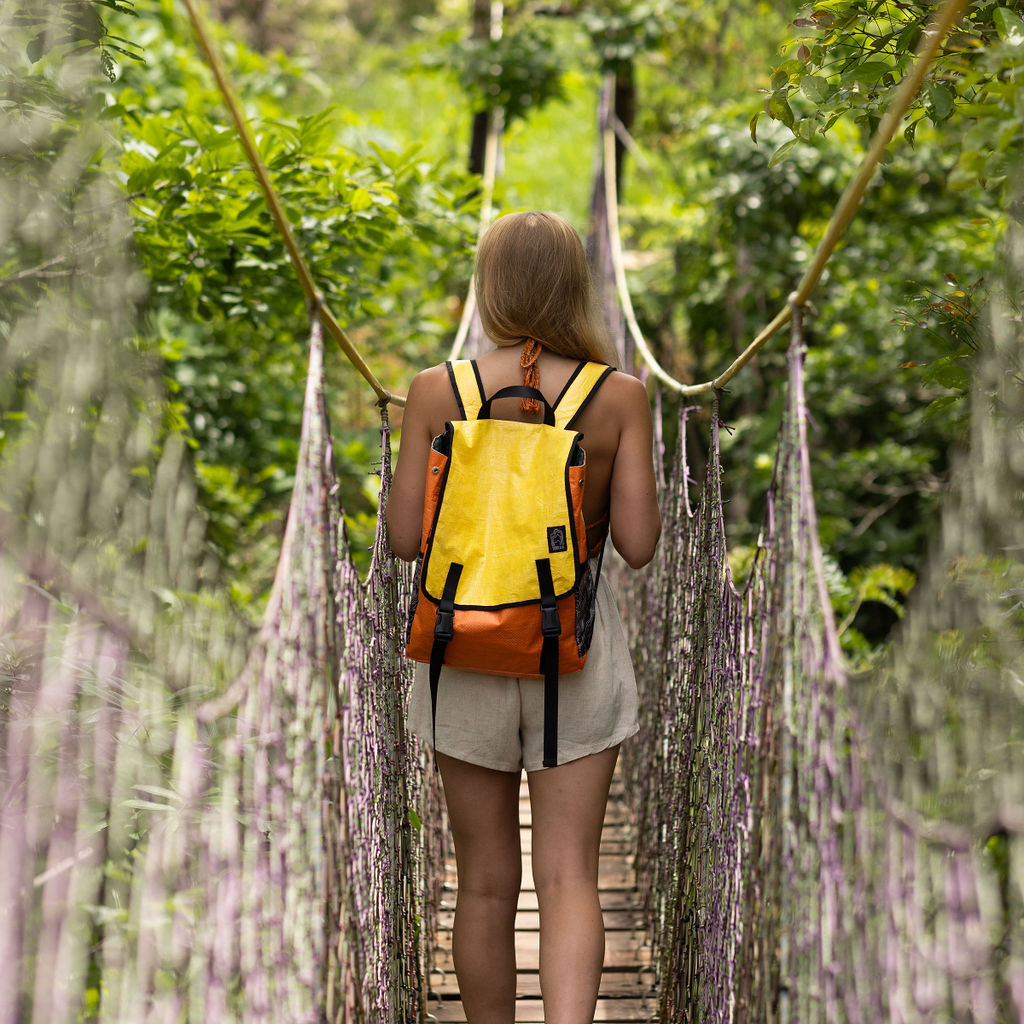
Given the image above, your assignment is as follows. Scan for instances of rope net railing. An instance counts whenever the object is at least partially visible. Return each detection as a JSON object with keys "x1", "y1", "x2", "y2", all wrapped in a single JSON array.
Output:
[
  {"x1": 619, "y1": 278, "x2": 1024, "y2": 1021},
  {"x1": 0, "y1": 9, "x2": 440, "y2": 1019}
]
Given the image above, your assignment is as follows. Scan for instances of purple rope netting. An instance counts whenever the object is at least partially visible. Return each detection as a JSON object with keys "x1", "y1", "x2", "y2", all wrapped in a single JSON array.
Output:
[
  {"x1": 620, "y1": 301, "x2": 1024, "y2": 1023},
  {"x1": 4, "y1": 300, "x2": 1022, "y2": 1021}
]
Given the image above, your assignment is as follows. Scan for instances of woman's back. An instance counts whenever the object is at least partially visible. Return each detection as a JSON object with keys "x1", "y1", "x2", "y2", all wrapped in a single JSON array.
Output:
[
  {"x1": 387, "y1": 209, "x2": 659, "y2": 569},
  {"x1": 387, "y1": 344, "x2": 660, "y2": 569}
]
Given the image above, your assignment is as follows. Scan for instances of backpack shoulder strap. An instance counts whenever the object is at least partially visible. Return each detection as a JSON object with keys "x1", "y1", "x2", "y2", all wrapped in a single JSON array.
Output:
[
  {"x1": 445, "y1": 359, "x2": 486, "y2": 420},
  {"x1": 552, "y1": 361, "x2": 615, "y2": 429}
]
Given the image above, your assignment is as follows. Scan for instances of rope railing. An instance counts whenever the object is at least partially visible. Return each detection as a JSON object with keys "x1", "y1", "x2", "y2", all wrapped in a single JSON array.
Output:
[
  {"x1": 605, "y1": 0, "x2": 969, "y2": 396},
  {"x1": 621, "y1": 269, "x2": 1024, "y2": 1019},
  {"x1": 180, "y1": 0, "x2": 402, "y2": 408},
  {"x1": 185, "y1": 0, "x2": 971, "y2": 407}
]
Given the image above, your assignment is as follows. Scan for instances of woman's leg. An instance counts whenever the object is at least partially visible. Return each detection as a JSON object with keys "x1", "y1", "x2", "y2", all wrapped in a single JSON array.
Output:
[
  {"x1": 437, "y1": 752, "x2": 523, "y2": 1024},
  {"x1": 526, "y1": 744, "x2": 619, "y2": 1024}
]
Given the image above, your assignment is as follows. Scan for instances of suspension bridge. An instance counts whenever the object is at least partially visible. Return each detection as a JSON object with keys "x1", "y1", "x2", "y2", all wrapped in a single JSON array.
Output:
[{"x1": 2, "y1": 0, "x2": 1022, "y2": 1021}]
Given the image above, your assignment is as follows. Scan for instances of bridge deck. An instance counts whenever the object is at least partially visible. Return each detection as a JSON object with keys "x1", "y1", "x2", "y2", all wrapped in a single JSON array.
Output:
[{"x1": 426, "y1": 774, "x2": 658, "y2": 1022}]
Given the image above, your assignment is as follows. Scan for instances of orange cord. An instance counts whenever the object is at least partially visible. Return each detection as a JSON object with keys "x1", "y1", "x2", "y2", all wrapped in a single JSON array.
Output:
[{"x1": 520, "y1": 339, "x2": 541, "y2": 413}]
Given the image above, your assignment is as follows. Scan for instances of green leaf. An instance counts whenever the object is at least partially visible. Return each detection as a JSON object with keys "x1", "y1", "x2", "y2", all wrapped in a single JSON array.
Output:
[
  {"x1": 350, "y1": 187, "x2": 373, "y2": 212},
  {"x1": 749, "y1": 110, "x2": 762, "y2": 143},
  {"x1": 931, "y1": 362, "x2": 970, "y2": 390},
  {"x1": 796, "y1": 117, "x2": 818, "y2": 142},
  {"x1": 768, "y1": 138, "x2": 798, "y2": 167},
  {"x1": 896, "y1": 22, "x2": 922, "y2": 51},
  {"x1": 768, "y1": 93, "x2": 795, "y2": 128},
  {"x1": 994, "y1": 7, "x2": 1024, "y2": 46},
  {"x1": 843, "y1": 61, "x2": 890, "y2": 85},
  {"x1": 800, "y1": 75, "x2": 830, "y2": 104},
  {"x1": 926, "y1": 83, "x2": 954, "y2": 122},
  {"x1": 923, "y1": 393, "x2": 965, "y2": 421}
]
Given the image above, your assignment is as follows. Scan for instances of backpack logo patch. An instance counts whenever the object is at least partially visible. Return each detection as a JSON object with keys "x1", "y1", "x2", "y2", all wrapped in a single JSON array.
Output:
[{"x1": 547, "y1": 526, "x2": 568, "y2": 553}]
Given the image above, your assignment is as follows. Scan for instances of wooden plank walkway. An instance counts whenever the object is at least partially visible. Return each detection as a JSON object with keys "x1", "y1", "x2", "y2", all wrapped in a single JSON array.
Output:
[{"x1": 425, "y1": 774, "x2": 658, "y2": 1022}]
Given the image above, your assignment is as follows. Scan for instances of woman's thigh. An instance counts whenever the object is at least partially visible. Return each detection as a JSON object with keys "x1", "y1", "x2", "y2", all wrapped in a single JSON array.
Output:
[
  {"x1": 437, "y1": 752, "x2": 524, "y2": 895},
  {"x1": 526, "y1": 745, "x2": 619, "y2": 890}
]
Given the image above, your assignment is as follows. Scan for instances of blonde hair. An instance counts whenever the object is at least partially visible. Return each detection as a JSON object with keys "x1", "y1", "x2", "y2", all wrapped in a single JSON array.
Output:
[{"x1": 474, "y1": 211, "x2": 616, "y2": 365}]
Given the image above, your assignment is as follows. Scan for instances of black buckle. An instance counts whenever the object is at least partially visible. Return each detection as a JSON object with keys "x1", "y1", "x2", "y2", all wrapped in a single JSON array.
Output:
[
  {"x1": 434, "y1": 608, "x2": 454, "y2": 641},
  {"x1": 541, "y1": 603, "x2": 560, "y2": 637}
]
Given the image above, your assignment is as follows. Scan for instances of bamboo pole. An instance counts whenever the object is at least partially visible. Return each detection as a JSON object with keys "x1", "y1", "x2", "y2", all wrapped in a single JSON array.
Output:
[
  {"x1": 608, "y1": 0, "x2": 970, "y2": 397},
  {"x1": 179, "y1": 0, "x2": 402, "y2": 407}
]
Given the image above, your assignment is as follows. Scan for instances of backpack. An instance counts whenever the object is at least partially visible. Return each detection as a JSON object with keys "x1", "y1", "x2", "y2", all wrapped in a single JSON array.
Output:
[{"x1": 405, "y1": 357, "x2": 614, "y2": 767}]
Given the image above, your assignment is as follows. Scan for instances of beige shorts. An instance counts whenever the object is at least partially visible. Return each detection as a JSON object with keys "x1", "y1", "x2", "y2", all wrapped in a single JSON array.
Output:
[{"x1": 405, "y1": 575, "x2": 639, "y2": 772}]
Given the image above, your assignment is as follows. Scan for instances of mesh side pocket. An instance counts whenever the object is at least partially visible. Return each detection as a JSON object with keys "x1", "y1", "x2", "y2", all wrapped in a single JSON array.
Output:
[
  {"x1": 405, "y1": 555, "x2": 422, "y2": 645},
  {"x1": 575, "y1": 555, "x2": 598, "y2": 656}
]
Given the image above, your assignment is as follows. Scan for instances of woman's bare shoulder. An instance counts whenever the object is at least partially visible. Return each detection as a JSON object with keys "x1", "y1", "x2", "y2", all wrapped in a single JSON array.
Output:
[
  {"x1": 406, "y1": 362, "x2": 453, "y2": 401},
  {"x1": 595, "y1": 368, "x2": 651, "y2": 419},
  {"x1": 405, "y1": 362, "x2": 461, "y2": 427}
]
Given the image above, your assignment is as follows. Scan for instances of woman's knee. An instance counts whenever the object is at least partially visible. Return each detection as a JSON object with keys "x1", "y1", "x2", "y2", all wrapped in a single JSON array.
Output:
[
  {"x1": 452, "y1": 830, "x2": 523, "y2": 904},
  {"x1": 458, "y1": 860, "x2": 522, "y2": 905},
  {"x1": 531, "y1": 852, "x2": 599, "y2": 900}
]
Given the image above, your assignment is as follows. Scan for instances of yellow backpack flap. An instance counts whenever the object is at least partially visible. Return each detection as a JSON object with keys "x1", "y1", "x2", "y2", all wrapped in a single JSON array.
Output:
[{"x1": 405, "y1": 358, "x2": 614, "y2": 768}]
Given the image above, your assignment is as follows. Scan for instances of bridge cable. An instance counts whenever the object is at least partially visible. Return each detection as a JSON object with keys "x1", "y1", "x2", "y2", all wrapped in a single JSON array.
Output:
[{"x1": 606, "y1": 0, "x2": 969, "y2": 398}]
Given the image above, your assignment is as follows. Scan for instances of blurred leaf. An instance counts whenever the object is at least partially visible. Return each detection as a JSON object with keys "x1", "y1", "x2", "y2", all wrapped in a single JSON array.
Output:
[{"x1": 768, "y1": 137, "x2": 798, "y2": 167}]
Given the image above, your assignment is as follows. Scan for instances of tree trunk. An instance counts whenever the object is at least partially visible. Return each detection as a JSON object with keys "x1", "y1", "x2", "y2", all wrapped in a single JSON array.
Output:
[
  {"x1": 612, "y1": 60, "x2": 635, "y2": 199},
  {"x1": 467, "y1": 0, "x2": 493, "y2": 175}
]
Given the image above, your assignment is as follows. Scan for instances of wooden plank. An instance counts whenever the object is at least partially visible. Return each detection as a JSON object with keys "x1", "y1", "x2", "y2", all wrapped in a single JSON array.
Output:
[
  {"x1": 437, "y1": 908, "x2": 646, "y2": 932},
  {"x1": 425, "y1": 997, "x2": 658, "y2": 1022},
  {"x1": 430, "y1": 931, "x2": 652, "y2": 972},
  {"x1": 430, "y1": 972, "x2": 654, "y2": 998}
]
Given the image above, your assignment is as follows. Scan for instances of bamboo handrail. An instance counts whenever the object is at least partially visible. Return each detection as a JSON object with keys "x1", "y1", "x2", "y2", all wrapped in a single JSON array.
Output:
[
  {"x1": 184, "y1": 0, "x2": 967, "y2": 407},
  {"x1": 608, "y1": 0, "x2": 969, "y2": 398},
  {"x1": 180, "y1": 0, "x2": 402, "y2": 407}
]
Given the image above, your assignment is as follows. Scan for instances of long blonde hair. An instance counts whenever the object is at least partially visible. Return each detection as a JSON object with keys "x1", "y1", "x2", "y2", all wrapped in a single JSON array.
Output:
[{"x1": 474, "y1": 211, "x2": 616, "y2": 365}]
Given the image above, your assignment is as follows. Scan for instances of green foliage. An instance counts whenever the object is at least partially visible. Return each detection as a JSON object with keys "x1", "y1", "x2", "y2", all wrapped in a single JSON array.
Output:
[
  {"x1": 105, "y1": 3, "x2": 478, "y2": 592},
  {"x1": 11, "y1": 0, "x2": 143, "y2": 80},
  {"x1": 578, "y1": 0, "x2": 686, "y2": 69},
  {"x1": 825, "y1": 557, "x2": 916, "y2": 666},
  {"x1": 422, "y1": 19, "x2": 570, "y2": 123},
  {"x1": 0, "y1": 2, "x2": 151, "y2": 468},
  {"x1": 8, "y1": 0, "x2": 1016, "y2": 640},
  {"x1": 892, "y1": 272, "x2": 986, "y2": 430},
  {"x1": 759, "y1": 1, "x2": 1024, "y2": 198},
  {"x1": 621, "y1": 25, "x2": 998, "y2": 619}
]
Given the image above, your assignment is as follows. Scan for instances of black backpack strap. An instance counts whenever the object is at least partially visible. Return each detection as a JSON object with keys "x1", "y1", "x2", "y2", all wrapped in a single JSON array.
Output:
[
  {"x1": 430, "y1": 562, "x2": 463, "y2": 761},
  {"x1": 536, "y1": 558, "x2": 561, "y2": 768}
]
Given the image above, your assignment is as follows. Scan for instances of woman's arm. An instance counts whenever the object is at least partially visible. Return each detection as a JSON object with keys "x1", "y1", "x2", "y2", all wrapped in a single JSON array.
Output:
[
  {"x1": 608, "y1": 374, "x2": 662, "y2": 569},
  {"x1": 385, "y1": 365, "x2": 451, "y2": 561}
]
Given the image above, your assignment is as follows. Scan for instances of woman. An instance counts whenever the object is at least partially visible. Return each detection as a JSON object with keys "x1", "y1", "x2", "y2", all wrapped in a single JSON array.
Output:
[{"x1": 386, "y1": 210, "x2": 661, "y2": 1024}]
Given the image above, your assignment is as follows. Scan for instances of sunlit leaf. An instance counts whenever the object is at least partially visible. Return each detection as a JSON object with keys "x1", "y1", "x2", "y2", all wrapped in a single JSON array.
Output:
[
  {"x1": 994, "y1": 7, "x2": 1024, "y2": 46},
  {"x1": 801, "y1": 75, "x2": 830, "y2": 104}
]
